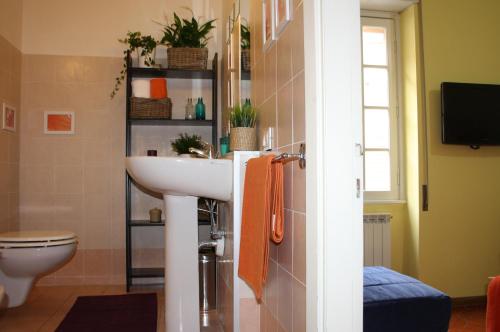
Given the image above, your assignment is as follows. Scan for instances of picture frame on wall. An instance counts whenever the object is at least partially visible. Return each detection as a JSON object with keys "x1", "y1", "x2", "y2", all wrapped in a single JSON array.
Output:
[
  {"x1": 2, "y1": 103, "x2": 16, "y2": 132},
  {"x1": 44, "y1": 111, "x2": 75, "y2": 135},
  {"x1": 275, "y1": 0, "x2": 293, "y2": 35},
  {"x1": 262, "y1": 0, "x2": 276, "y2": 51}
]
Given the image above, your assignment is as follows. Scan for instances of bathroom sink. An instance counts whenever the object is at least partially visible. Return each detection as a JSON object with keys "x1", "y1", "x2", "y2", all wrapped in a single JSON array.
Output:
[
  {"x1": 125, "y1": 156, "x2": 233, "y2": 331},
  {"x1": 126, "y1": 156, "x2": 232, "y2": 201}
]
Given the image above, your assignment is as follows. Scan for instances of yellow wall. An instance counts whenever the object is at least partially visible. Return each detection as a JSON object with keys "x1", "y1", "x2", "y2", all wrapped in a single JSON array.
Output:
[
  {"x1": 399, "y1": 4, "x2": 424, "y2": 279},
  {"x1": 364, "y1": 204, "x2": 407, "y2": 273},
  {"x1": 419, "y1": 0, "x2": 500, "y2": 297}
]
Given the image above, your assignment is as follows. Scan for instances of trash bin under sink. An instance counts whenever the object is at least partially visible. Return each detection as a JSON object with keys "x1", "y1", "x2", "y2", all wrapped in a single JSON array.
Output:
[{"x1": 199, "y1": 249, "x2": 216, "y2": 312}]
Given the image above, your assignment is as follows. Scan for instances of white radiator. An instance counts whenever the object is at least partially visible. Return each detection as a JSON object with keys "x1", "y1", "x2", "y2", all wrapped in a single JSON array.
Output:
[{"x1": 363, "y1": 213, "x2": 391, "y2": 268}]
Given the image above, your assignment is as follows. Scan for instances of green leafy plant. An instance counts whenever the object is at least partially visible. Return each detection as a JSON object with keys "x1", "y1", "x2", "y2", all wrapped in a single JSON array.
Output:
[
  {"x1": 241, "y1": 23, "x2": 250, "y2": 50},
  {"x1": 138, "y1": 35, "x2": 158, "y2": 67},
  {"x1": 160, "y1": 12, "x2": 216, "y2": 48},
  {"x1": 171, "y1": 133, "x2": 204, "y2": 155},
  {"x1": 111, "y1": 31, "x2": 158, "y2": 99},
  {"x1": 230, "y1": 103, "x2": 257, "y2": 128}
]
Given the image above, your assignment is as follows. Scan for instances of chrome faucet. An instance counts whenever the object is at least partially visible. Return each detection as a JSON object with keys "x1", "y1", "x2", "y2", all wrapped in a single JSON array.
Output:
[{"x1": 189, "y1": 142, "x2": 217, "y2": 159}]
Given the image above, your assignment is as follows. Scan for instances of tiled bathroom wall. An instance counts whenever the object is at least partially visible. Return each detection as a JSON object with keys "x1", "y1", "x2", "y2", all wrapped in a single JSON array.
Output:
[
  {"x1": 249, "y1": 0, "x2": 307, "y2": 330},
  {"x1": 0, "y1": 34, "x2": 21, "y2": 233},
  {"x1": 20, "y1": 55, "x2": 127, "y2": 284}
]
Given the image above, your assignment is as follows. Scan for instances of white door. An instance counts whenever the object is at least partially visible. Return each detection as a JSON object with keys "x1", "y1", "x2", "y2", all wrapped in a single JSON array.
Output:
[{"x1": 304, "y1": 0, "x2": 364, "y2": 331}]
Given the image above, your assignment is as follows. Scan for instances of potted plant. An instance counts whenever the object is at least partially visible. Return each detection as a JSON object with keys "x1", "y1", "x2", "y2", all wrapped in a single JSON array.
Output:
[
  {"x1": 229, "y1": 101, "x2": 257, "y2": 151},
  {"x1": 111, "y1": 31, "x2": 158, "y2": 98},
  {"x1": 160, "y1": 12, "x2": 216, "y2": 69},
  {"x1": 171, "y1": 133, "x2": 204, "y2": 157},
  {"x1": 241, "y1": 23, "x2": 251, "y2": 72}
]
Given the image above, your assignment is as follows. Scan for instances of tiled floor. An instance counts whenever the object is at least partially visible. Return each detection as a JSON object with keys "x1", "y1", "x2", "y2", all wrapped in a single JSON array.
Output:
[
  {"x1": 0, "y1": 285, "x2": 222, "y2": 332},
  {"x1": 448, "y1": 304, "x2": 486, "y2": 332}
]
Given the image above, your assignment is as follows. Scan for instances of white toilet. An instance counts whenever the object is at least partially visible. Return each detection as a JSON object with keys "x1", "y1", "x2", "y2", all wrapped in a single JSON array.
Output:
[{"x1": 0, "y1": 231, "x2": 77, "y2": 308}]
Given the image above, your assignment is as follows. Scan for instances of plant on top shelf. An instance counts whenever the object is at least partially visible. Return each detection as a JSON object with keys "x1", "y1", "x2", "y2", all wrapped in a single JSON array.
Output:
[
  {"x1": 241, "y1": 22, "x2": 251, "y2": 72},
  {"x1": 159, "y1": 11, "x2": 216, "y2": 69},
  {"x1": 110, "y1": 31, "x2": 158, "y2": 99},
  {"x1": 229, "y1": 100, "x2": 257, "y2": 151},
  {"x1": 171, "y1": 133, "x2": 204, "y2": 155},
  {"x1": 241, "y1": 23, "x2": 250, "y2": 50}
]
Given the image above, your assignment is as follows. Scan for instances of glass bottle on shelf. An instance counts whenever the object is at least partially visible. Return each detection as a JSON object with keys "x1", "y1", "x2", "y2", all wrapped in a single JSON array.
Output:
[
  {"x1": 195, "y1": 97, "x2": 206, "y2": 120},
  {"x1": 185, "y1": 98, "x2": 195, "y2": 120}
]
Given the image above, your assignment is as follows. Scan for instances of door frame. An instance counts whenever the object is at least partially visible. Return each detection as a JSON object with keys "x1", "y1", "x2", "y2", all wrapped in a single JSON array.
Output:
[{"x1": 304, "y1": 0, "x2": 364, "y2": 330}]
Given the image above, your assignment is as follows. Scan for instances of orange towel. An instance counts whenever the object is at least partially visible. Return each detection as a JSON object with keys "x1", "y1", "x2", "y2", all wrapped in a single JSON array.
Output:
[
  {"x1": 487, "y1": 276, "x2": 500, "y2": 332},
  {"x1": 150, "y1": 78, "x2": 167, "y2": 99},
  {"x1": 238, "y1": 155, "x2": 285, "y2": 301},
  {"x1": 270, "y1": 160, "x2": 284, "y2": 243}
]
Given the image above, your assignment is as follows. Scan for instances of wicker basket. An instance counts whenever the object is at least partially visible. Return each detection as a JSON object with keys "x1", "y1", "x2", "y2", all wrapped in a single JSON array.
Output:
[
  {"x1": 241, "y1": 49, "x2": 251, "y2": 72},
  {"x1": 130, "y1": 97, "x2": 172, "y2": 119},
  {"x1": 230, "y1": 127, "x2": 257, "y2": 151},
  {"x1": 167, "y1": 47, "x2": 209, "y2": 70}
]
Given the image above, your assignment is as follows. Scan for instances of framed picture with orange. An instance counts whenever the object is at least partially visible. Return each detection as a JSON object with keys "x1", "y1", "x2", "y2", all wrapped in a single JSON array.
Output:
[
  {"x1": 44, "y1": 111, "x2": 75, "y2": 135},
  {"x1": 274, "y1": 0, "x2": 293, "y2": 35},
  {"x1": 2, "y1": 102, "x2": 16, "y2": 132}
]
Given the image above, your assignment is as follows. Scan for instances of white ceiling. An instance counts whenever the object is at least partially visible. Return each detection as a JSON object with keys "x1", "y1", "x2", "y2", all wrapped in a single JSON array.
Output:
[{"x1": 361, "y1": 0, "x2": 419, "y2": 12}]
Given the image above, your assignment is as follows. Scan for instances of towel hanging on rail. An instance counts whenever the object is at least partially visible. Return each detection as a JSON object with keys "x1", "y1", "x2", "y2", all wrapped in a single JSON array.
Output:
[{"x1": 238, "y1": 154, "x2": 285, "y2": 301}]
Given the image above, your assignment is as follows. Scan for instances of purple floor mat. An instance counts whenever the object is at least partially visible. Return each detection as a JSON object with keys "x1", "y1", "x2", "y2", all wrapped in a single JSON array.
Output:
[{"x1": 56, "y1": 293, "x2": 157, "y2": 332}]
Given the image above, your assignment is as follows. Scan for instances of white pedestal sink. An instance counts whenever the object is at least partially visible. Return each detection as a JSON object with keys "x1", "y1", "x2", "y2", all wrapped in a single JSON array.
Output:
[{"x1": 126, "y1": 157, "x2": 233, "y2": 332}]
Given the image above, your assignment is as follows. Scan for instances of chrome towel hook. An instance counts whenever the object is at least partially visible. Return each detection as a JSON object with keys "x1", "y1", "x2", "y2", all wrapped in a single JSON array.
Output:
[{"x1": 272, "y1": 143, "x2": 306, "y2": 169}]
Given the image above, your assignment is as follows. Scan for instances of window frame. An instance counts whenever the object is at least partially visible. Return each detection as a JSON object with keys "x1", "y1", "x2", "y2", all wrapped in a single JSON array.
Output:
[{"x1": 361, "y1": 13, "x2": 404, "y2": 202}]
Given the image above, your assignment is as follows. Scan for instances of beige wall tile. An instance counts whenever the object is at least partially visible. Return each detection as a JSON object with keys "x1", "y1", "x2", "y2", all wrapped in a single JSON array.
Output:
[
  {"x1": 20, "y1": 137, "x2": 53, "y2": 165},
  {"x1": 293, "y1": 212, "x2": 306, "y2": 284},
  {"x1": 20, "y1": 165, "x2": 52, "y2": 194},
  {"x1": 277, "y1": 81, "x2": 293, "y2": 148},
  {"x1": 264, "y1": 259, "x2": 278, "y2": 317},
  {"x1": 292, "y1": 143, "x2": 306, "y2": 213},
  {"x1": 0, "y1": 134, "x2": 9, "y2": 162},
  {"x1": 291, "y1": 5, "x2": 304, "y2": 76},
  {"x1": 259, "y1": 95, "x2": 277, "y2": 150},
  {"x1": 277, "y1": 267, "x2": 293, "y2": 331},
  {"x1": 277, "y1": 210, "x2": 293, "y2": 274},
  {"x1": 84, "y1": 192, "x2": 111, "y2": 221},
  {"x1": 52, "y1": 138, "x2": 83, "y2": 165},
  {"x1": 7, "y1": 134, "x2": 20, "y2": 163},
  {"x1": 276, "y1": 25, "x2": 293, "y2": 91},
  {"x1": 54, "y1": 165, "x2": 83, "y2": 194},
  {"x1": 19, "y1": 192, "x2": 54, "y2": 227},
  {"x1": 265, "y1": 46, "x2": 277, "y2": 101},
  {"x1": 84, "y1": 249, "x2": 112, "y2": 277},
  {"x1": 241, "y1": 298, "x2": 261, "y2": 332},
  {"x1": 84, "y1": 165, "x2": 111, "y2": 195},
  {"x1": 292, "y1": 278, "x2": 306, "y2": 332},
  {"x1": 83, "y1": 138, "x2": 112, "y2": 165},
  {"x1": 292, "y1": 71, "x2": 305, "y2": 143}
]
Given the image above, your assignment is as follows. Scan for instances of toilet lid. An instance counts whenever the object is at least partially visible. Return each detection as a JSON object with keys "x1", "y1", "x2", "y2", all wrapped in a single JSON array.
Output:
[{"x1": 0, "y1": 231, "x2": 77, "y2": 248}]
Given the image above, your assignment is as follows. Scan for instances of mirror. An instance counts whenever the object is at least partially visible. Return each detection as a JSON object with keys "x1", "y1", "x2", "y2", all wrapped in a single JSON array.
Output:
[{"x1": 221, "y1": 0, "x2": 251, "y2": 137}]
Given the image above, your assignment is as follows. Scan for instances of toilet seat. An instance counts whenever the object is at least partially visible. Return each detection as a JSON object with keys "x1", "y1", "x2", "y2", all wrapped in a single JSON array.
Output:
[{"x1": 0, "y1": 231, "x2": 77, "y2": 249}]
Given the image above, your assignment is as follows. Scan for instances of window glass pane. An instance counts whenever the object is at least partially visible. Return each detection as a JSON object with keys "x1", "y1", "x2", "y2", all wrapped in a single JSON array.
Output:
[
  {"x1": 363, "y1": 67, "x2": 389, "y2": 107},
  {"x1": 362, "y1": 26, "x2": 387, "y2": 66},
  {"x1": 365, "y1": 151, "x2": 391, "y2": 191},
  {"x1": 364, "y1": 108, "x2": 390, "y2": 149}
]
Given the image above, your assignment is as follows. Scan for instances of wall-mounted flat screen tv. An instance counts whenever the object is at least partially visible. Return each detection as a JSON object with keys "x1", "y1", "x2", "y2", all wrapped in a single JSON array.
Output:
[{"x1": 441, "y1": 82, "x2": 500, "y2": 147}]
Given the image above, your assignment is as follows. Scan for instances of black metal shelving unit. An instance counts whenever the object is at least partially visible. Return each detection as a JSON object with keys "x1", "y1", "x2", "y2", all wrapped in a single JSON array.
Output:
[{"x1": 125, "y1": 53, "x2": 219, "y2": 291}]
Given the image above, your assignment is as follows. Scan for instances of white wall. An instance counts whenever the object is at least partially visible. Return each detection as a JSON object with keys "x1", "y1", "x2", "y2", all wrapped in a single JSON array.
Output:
[
  {"x1": 22, "y1": 0, "x2": 222, "y2": 58},
  {"x1": 0, "y1": 0, "x2": 23, "y2": 49}
]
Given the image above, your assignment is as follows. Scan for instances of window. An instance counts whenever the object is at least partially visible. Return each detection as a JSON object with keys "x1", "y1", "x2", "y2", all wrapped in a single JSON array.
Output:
[{"x1": 361, "y1": 16, "x2": 401, "y2": 201}]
